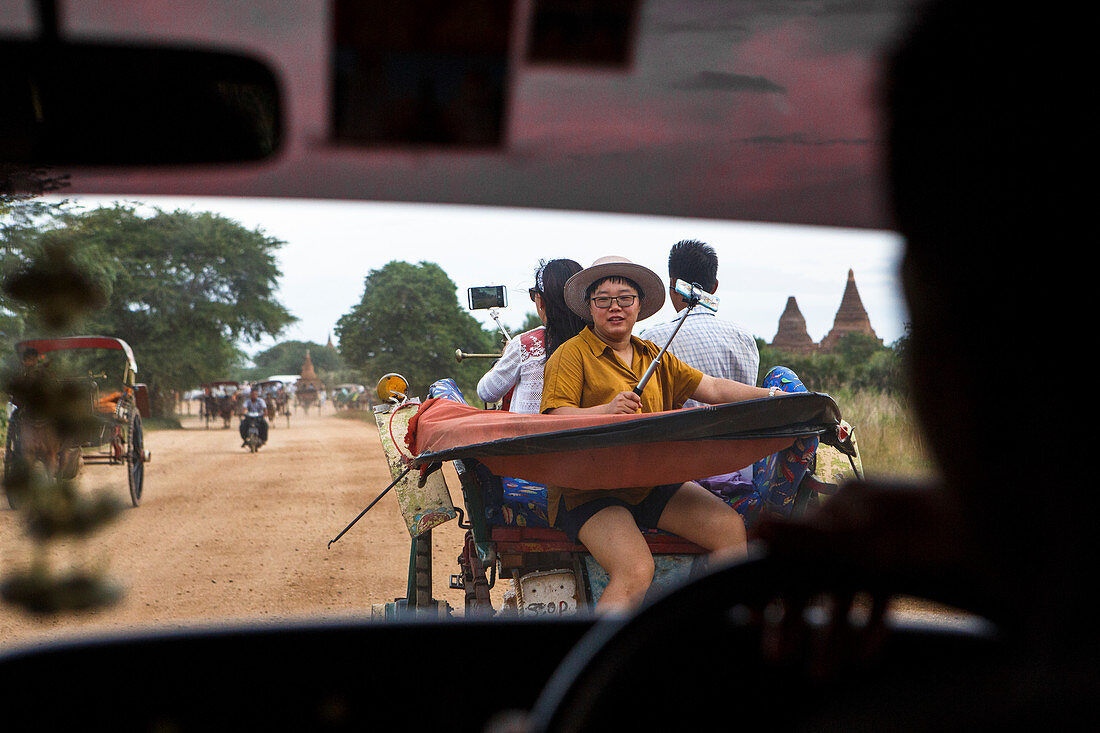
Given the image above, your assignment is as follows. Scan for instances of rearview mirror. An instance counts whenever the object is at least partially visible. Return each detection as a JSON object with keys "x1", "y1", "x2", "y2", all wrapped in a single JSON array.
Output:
[{"x1": 0, "y1": 39, "x2": 282, "y2": 166}]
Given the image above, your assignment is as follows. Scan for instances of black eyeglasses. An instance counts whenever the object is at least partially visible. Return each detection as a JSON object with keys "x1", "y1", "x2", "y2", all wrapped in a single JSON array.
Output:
[
  {"x1": 528, "y1": 287, "x2": 541, "y2": 302},
  {"x1": 589, "y1": 294, "x2": 638, "y2": 309}
]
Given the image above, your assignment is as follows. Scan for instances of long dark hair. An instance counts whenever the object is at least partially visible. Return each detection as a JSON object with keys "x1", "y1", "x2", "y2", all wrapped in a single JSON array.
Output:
[{"x1": 535, "y1": 258, "x2": 586, "y2": 357}]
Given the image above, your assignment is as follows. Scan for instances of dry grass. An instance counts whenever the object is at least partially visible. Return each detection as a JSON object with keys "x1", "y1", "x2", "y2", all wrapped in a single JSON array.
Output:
[{"x1": 829, "y1": 389, "x2": 937, "y2": 482}]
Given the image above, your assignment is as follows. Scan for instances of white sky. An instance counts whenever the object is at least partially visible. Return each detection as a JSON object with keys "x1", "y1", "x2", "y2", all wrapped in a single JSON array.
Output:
[{"x1": 45, "y1": 195, "x2": 908, "y2": 360}]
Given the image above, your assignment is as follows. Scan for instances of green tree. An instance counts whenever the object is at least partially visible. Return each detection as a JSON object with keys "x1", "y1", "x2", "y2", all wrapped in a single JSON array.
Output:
[
  {"x1": 2, "y1": 203, "x2": 295, "y2": 416},
  {"x1": 758, "y1": 332, "x2": 905, "y2": 394},
  {"x1": 1, "y1": 198, "x2": 77, "y2": 358},
  {"x1": 252, "y1": 340, "x2": 342, "y2": 376},
  {"x1": 518, "y1": 311, "x2": 542, "y2": 333},
  {"x1": 834, "y1": 332, "x2": 884, "y2": 365},
  {"x1": 336, "y1": 261, "x2": 496, "y2": 400}
]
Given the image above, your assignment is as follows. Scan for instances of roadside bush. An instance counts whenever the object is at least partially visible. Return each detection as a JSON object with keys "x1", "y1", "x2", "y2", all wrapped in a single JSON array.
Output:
[{"x1": 758, "y1": 331, "x2": 907, "y2": 395}]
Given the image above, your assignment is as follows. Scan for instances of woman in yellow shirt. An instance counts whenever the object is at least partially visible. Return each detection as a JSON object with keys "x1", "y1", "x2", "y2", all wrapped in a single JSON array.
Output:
[{"x1": 541, "y1": 256, "x2": 783, "y2": 612}]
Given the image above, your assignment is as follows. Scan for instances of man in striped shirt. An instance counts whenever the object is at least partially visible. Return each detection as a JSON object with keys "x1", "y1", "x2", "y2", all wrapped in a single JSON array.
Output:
[{"x1": 639, "y1": 239, "x2": 759, "y2": 409}]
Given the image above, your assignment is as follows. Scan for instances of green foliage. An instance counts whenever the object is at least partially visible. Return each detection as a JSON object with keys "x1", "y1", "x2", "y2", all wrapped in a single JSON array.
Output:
[
  {"x1": 231, "y1": 339, "x2": 357, "y2": 392},
  {"x1": 251, "y1": 339, "x2": 341, "y2": 375},
  {"x1": 757, "y1": 332, "x2": 908, "y2": 395},
  {"x1": 336, "y1": 261, "x2": 497, "y2": 400},
  {"x1": 518, "y1": 311, "x2": 542, "y2": 333},
  {"x1": 1, "y1": 199, "x2": 75, "y2": 354},
  {"x1": 2, "y1": 201, "x2": 296, "y2": 416}
]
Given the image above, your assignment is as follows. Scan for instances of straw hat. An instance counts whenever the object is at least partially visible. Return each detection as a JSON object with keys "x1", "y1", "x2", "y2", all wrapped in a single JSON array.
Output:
[{"x1": 563, "y1": 255, "x2": 666, "y2": 321}]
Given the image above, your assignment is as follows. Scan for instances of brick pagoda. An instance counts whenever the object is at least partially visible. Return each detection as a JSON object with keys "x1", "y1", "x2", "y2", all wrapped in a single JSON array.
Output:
[
  {"x1": 818, "y1": 269, "x2": 881, "y2": 352},
  {"x1": 769, "y1": 296, "x2": 817, "y2": 354}
]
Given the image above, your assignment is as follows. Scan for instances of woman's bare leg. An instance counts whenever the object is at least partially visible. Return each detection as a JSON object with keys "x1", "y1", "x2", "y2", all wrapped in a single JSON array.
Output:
[
  {"x1": 657, "y1": 481, "x2": 748, "y2": 564},
  {"x1": 577, "y1": 505, "x2": 656, "y2": 613}
]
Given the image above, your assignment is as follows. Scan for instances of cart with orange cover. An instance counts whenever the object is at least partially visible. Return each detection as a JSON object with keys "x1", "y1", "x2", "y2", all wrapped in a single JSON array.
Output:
[
  {"x1": 5, "y1": 336, "x2": 150, "y2": 508},
  {"x1": 337, "y1": 370, "x2": 861, "y2": 619}
]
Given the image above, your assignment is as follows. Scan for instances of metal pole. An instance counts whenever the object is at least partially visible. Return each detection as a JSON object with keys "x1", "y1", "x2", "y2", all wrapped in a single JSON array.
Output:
[
  {"x1": 488, "y1": 307, "x2": 512, "y2": 342},
  {"x1": 327, "y1": 465, "x2": 412, "y2": 548},
  {"x1": 633, "y1": 296, "x2": 699, "y2": 396}
]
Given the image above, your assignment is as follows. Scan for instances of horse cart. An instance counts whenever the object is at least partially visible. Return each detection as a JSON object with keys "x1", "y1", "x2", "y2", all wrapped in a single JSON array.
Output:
[
  {"x1": 4, "y1": 336, "x2": 150, "y2": 509},
  {"x1": 294, "y1": 383, "x2": 319, "y2": 415},
  {"x1": 333, "y1": 384, "x2": 366, "y2": 411},
  {"x1": 334, "y1": 369, "x2": 861, "y2": 619},
  {"x1": 201, "y1": 380, "x2": 241, "y2": 429},
  {"x1": 255, "y1": 379, "x2": 291, "y2": 428}
]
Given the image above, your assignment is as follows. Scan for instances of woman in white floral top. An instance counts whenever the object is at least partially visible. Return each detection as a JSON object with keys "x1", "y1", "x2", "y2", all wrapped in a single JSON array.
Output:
[{"x1": 476, "y1": 259, "x2": 585, "y2": 413}]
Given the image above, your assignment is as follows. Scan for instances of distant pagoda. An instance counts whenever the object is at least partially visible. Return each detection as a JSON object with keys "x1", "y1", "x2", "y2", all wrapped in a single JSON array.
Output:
[
  {"x1": 297, "y1": 349, "x2": 323, "y2": 391},
  {"x1": 769, "y1": 296, "x2": 817, "y2": 355},
  {"x1": 819, "y1": 269, "x2": 881, "y2": 352}
]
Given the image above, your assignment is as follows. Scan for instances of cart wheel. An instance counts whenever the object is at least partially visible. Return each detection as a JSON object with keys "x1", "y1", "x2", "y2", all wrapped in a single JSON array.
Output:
[{"x1": 126, "y1": 413, "x2": 145, "y2": 506}]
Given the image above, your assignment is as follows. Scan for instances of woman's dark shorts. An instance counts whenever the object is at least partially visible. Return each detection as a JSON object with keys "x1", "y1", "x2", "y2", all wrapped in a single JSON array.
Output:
[{"x1": 554, "y1": 483, "x2": 681, "y2": 543}]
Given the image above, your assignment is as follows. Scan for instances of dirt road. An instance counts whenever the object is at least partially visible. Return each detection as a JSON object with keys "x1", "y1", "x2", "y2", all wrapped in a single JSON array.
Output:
[{"x1": 1, "y1": 407, "x2": 491, "y2": 651}]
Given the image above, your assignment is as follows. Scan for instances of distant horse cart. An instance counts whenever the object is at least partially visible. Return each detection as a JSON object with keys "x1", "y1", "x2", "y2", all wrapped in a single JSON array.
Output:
[
  {"x1": 201, "y1": 381, "x2": 241, "y2": 429},
  {"x1": 295, "y1": 384, "x2": 319, "y2": 414},
  {"x1": 333, "y1": 384, "x2": 366, "y2": 411},
  {"x1": 4, "y1": 336, "x2": 151, "y2": 509},
  {"x1": 255, "y1": 379, "x2": 291, "y2": 427}
]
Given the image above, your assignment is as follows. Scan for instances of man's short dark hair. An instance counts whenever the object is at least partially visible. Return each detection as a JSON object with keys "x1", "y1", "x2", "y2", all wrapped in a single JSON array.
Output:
[{"x1": 668, "y1": 240, "x2": 718, "y2": 291}]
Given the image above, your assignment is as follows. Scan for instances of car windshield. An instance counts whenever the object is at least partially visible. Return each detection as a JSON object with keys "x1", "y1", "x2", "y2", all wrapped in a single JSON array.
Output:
[{"x1": 1, "y1": 0, "x2": 948, "y2": 651}]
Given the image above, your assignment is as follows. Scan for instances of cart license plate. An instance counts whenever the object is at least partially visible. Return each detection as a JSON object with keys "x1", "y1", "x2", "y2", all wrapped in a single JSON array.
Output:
[{"x1": 518, "y1": 569, "x2": 577, "y2": 617}]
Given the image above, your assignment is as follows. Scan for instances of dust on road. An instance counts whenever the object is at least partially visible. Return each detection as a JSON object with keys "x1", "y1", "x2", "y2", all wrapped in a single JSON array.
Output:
[{"x1": 1, "y1": 407, "x2": 489, "y2": 650}]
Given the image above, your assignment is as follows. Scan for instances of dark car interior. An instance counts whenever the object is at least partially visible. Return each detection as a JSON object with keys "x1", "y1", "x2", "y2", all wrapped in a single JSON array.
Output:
[{"x1": 2, "y1": 1, "x2": 1092, "y2": 730}]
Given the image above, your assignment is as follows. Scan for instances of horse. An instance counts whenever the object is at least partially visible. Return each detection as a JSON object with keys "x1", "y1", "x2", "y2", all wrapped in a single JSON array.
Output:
[
  {"x1": 8, "y1": 410, "x2": 83, "y2": 484},
  {"x1": 262, "y1": 387, "x2": 289, "y2": 427},
  {"x1": 296, "y1": 387, "x2": 318, "y2": 415},
  {"x1": 273, "y1": 388, "x2": 290, "y2": 423},
  {"x1": 202, "y1": 392, "x2": 220, "y2": 428},
  {"x1": 216, "y1": 393, "x2": 237, "y2": 428}
]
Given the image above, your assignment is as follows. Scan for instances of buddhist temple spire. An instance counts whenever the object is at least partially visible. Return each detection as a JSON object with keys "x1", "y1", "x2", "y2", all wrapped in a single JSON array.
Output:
[
  {"x1": 301, "y1": 350, "x2": 316, "y2": 379},
  {"x1": 298, "y1": 349, "x2": 323, "y2": 390},
  {"x1": 819, "y1": 269, "x2": 880, "y2": 352},
  {"x1": 769, "y1": 296, "x2": 816, "y2": 354}
]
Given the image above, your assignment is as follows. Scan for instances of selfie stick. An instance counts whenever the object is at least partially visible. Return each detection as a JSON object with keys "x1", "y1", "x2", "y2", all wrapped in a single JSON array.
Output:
[
  {"x1": 633, "y1": 280, "x2": 719, "y2": 396},
  {"x1": 489, "y1": 307, "x2": 512, "y2": 343}
]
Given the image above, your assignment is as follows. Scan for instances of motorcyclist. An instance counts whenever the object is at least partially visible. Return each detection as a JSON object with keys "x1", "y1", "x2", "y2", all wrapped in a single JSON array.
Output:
[{"x1": 239, "y1": 386, "x2": 269, "y2": 448}]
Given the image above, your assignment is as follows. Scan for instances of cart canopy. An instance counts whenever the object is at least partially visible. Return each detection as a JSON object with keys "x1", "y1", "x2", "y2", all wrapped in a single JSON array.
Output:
[
  {"x1": 255, "y1": 380, "x2": 286, "y2": 389},
  {"x1": 403, "y1": 394, "x2": 851, "y2": 491},
  {"x1": 17, "y1": 336, "x2": 137, "y2": 375}
]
